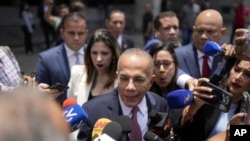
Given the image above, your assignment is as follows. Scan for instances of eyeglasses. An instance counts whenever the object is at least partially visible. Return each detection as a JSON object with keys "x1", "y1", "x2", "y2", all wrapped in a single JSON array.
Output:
[{"x1": 154, "y1": 61, "x2": 174, "y2": 69}]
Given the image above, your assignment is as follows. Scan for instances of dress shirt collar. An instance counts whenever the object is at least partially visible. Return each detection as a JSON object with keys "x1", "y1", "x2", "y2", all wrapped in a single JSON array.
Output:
[
  {"x1": 117, "y1": 35, "x2": 122, "y2": 47},
  {"x1": 118, "y1": 94, "x2": 147, "y2": 117},
  {"x1": 64, "y1": 43, "x2": 84, "y2": 58},
  {"x1": 197, "y1": 48, "x2": 212, "y2": 60}
]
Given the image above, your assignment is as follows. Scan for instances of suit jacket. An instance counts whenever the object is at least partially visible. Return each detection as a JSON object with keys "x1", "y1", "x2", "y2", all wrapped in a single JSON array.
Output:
[
  {"x1": 77, "y1": 89, "x2": 169, "y2": 141},
  {"x1": 121, "y1": 34, "x2": 135, "y2": 52},
  {"x1": 172, "y1": 103, "x2": 242, "y2": 141},
  {"x1": 174, "y1": 43, "x2": 226, "y2": 79},
  {"x1": 36, "y1": 44, "x2": 71, "y2": 104}
]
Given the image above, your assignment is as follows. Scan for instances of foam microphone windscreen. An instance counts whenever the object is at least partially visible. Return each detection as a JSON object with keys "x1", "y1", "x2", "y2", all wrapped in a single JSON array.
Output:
[
  {"x1": 167, "y1": 89, "x2": 194, "y2": 108},
  {"x1": 102, "y1": 121, "x2": 122, "y2": 141},
  {"x1": 115, "y1": 115, "x2": 132, "y2": 133},
  {"x1": 204, "y1": 41, "x2": 223, "y2": 56},
  {"x1": 63, "y1": 104, "x2": 88, "y2": 132},
  {"x1": 91, "y1": 118, "x2": 111, "y2": 139},
  {"x1": 63, "y1": 98, "x2": 77, "y2": 109},
  {"x1": 144, "y1": 131, "x2": 164, "y2": 141}
]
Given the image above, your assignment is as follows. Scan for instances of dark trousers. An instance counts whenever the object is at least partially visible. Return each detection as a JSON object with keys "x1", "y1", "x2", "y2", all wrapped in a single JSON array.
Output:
[
  {"x1": 40, "y1": 23, "x2": 56, "y2": 49},
  {"x1": 21, "y1": 25, "x2": 33, "y2": 53}
]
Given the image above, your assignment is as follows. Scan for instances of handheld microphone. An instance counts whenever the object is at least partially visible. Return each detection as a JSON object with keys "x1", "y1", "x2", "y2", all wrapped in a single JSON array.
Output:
[
  {"x1": 115, "y1": 116, "x2": 132, "y2": 141},
  {"x1": 167, "y1": 89, "x2": 194, "y2": 109},
  {"x1": 101, "y1": 121, "x2": 122, "y2": 141},
  {"x1": 63, "y1": 98, "x2": 77, "y2": 109},
  {"x1": 204, "y1": 41, "x2": 224, "y2": 56},
  {"x1": 63, "y1": 103, "x2": 88, "y2": 132},
  {"x1": 91, "y1": 118, "x2": 111, "y2": 140},
  {"x1": 148, "y1": 109, "x2": 171, "y2": 139},
  {"x1": 144, "y1": 130, "x2": 164, "y2": 141},
  {"x1": 93, "y1": 133, "x2": 116, "y2": 141}
]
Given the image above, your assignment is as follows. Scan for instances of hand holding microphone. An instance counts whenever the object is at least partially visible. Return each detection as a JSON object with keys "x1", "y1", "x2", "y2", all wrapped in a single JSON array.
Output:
[{"x1": 203, "y1": 41, "x2": 235, "y2": 59}]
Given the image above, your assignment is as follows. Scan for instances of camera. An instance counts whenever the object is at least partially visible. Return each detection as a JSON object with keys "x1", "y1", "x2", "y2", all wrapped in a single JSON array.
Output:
[{"x1": 200, "y1": 82, "x2": 233, "y2": 112}]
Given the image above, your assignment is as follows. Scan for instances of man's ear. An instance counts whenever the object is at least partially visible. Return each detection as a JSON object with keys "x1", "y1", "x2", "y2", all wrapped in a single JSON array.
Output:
[{"x1": 148, "y1": 74, "x2": 156, "y2": 89}]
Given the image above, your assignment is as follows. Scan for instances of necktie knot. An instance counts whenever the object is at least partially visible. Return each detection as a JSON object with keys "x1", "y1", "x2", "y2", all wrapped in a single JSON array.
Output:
[{"x1": 74, "y1": 52, "x2": 80, "y2": 65}]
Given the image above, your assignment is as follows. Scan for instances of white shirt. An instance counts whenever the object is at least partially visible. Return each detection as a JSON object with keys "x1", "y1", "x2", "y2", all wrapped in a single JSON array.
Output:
[
  {"x1": 197, "y1": 49, "x2": 213, "y2": 75},
  {"x1": 117, "y1": 35, "x2": 122, "y2": 48},
  {"x1": 64, "y1": 44, "x2": 84, "y2": 70},
  {"x1": 119, "y1": 95, "x2": 148, "y2": 141}
]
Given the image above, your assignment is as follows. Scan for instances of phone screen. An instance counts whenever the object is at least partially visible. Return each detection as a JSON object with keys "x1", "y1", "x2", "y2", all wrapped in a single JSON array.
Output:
[{"x1": 200, "y1": 82, "x2": 233, "y2": 112}]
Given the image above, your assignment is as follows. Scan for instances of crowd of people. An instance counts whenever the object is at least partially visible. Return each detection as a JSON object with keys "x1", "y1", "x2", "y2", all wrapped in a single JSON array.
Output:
[{"x1": 1, "y1": 0, "x2": 250, "y2": 141}]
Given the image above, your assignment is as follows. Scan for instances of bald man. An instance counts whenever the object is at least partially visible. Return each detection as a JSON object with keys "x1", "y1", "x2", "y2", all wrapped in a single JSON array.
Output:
[
  {"x1": 172, "y1": 9, "x2": 237, "y2": 141},
  {"x1": 77, "y1": 48, "x2": 169, "y2": 141},
  {"x1": 175, "y1": 9, "x2": 236, "y2": 88},
  {"x1": 0, "y1": 87, "x2": 70, "y2": 141}
]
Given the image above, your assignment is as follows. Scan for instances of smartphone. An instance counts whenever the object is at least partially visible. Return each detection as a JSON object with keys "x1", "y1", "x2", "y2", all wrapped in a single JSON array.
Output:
[
  {"x1": 48, "y1": 83, "x2": 69, "y2": 92},
  {"x1": 200, "y1": 81, "x2": 233, "y2": 112},
  {"x1": 240, "y1": 91, "x2": 250, "y2": 124}
]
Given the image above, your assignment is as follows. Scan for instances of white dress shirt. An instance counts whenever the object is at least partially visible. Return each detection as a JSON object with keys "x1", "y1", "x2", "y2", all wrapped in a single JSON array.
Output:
[
  {"x1": 119, "y1": 95, "x2": 148, "y2": 141},
  {"x1": 64, "y1": 44, "x2": 84, "y2": 70}
]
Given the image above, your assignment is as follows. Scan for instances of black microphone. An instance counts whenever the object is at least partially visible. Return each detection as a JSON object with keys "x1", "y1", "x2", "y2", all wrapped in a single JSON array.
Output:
[
  {"x1": 148, "y1": 109, "x2": 171, "y2": 139},
  {"x1": 101, "y1": 121, "x2": 122, "y2": 141},
  {"x1": 144, "y1": 131, "x2": 164, "y2": 141},
  {"x1": 115, "y1": 115, "x2": 132, "y2": 141}
]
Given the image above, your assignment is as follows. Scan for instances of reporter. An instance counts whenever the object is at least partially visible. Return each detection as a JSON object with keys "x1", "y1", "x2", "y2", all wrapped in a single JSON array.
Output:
[
  {"x1": 0, "y1": 87, "x2": 70, "y2": 141},
  {"x1": 172, "y1": 59, "x2": 250, "y2": 141},
  {"x1": 149, "y1": 43, "x2": 179, "y2": 97}
]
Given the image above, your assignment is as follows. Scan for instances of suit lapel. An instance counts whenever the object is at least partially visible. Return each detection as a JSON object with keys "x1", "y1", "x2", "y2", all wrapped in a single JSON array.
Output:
[
  {"x1": 107, "y1": 89, "x2": 122, "y2": 119},
  {"x1": 56, "y1": 45, "x2": 70, "y2": 81},
  {"x1": 184, "y1": 45, "x2": 201, "y2": 78}
]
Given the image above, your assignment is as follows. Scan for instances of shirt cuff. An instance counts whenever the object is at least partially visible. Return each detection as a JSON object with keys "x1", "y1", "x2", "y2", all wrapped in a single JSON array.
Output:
[{"x1": 177, "y1": 74, "x2": 193, "y2": 88}]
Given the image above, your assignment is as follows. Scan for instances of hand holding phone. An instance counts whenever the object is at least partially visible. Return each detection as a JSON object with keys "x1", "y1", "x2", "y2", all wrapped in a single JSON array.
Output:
[
  {"x1": 200, "y1": 81, "x2": 233, "y2": 112},
  {"x1": 48, "y1": 83, "x2": 69, "y2": 92}
]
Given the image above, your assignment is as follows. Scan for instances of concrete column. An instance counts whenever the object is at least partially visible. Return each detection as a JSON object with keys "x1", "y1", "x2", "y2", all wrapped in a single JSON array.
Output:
[
  {"x1": 152, "y1": 0, "x2": 162, "y2": 18},
  {"x1": 134, "y1": 0, "x2": 152, "y2": 31}
]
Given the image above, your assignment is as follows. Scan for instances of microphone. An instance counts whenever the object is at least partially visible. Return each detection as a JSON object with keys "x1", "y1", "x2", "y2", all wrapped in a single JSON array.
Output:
[
  {"x1": 93, "y1": 133, "x2": 116, "y2": 141},
  {"x1": 101, "y1": 121, "x2": 123, "y2": 141},
  {"x1": 63, "y1": 102, "x2": 88, "y2": 132},
  {"x1": 144, "y1": 131, "x2": 164, "y2": 141},
  {"x1": 91, "y1": 118, "x2": 111, "y2": 140},
  {"x1": 115, "y1": 116, "x2": 132, "y2": 141},
  {"x1": 203, "y1": 41, "x2": 224, "y2": 56},
  {"x1": 148, "y1": 109, "x2": 171, "y2": 139},
  {"x1": 63, "y1": 98, "x2": 77, "y2": 109},
  {"x1": 167, "y1": 89, "x2": 194, "y2": 109}
]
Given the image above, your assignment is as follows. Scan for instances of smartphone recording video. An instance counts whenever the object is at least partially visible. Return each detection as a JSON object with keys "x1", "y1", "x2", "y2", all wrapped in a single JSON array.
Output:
[{"x1": 200, "y1": 82, "x2": 233, "y2": 112}]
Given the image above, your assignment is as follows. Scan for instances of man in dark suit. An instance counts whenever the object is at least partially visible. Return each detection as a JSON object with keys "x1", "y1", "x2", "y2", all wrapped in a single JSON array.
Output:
[
  {"x1": 106, "y1": 10, "x2": 134, "y2": 52},
  {"x1": 36, "y1": 12, "x2": 88, "y2": 105},
  {"x1": 175, "y1": 9, "x2": 236, "y2": 89},
  {"x1": 144, "y1": 11, "x2": 181, "y2": 52},
  {"x1": 77, "y1": 48, "x2": 169, "y2": 141}
]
